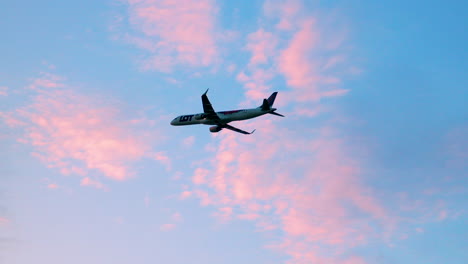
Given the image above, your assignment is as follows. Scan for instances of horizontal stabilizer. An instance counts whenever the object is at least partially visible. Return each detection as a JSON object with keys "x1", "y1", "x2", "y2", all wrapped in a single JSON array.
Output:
[{"x1": 269, "y1": 111, "x2": 284, "y2": 117}]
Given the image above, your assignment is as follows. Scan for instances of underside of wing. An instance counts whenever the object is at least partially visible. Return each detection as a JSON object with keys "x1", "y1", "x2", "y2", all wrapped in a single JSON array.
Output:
[
  {"x1": 223, "y1": 124, "x2": 256, "y2": 135},
  {"x1": 201, "y1": 89, "x2": 221, "y2": 122}
]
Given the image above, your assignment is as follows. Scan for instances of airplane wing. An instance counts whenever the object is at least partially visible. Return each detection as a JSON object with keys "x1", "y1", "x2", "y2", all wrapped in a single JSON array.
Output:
[
  {"x1": 223, "y1": 124, "x2": 256, "y2": 135},
  {"x1": 201, "y1": 89, "x2": 221, "y2": 122},
  {"x1": 201, "y1": 90, "x2": 254, "y2": 135}
]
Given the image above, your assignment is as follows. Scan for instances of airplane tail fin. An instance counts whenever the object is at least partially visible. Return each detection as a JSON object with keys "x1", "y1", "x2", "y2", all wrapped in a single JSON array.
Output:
[
  {"x1": 260, "y1": 92, "x2": 284, "y2": 117},
  {"x1": 260, "y1": 99, "x2": 270, "y2": 111},
  {"x1": 260, "y1": 92, "x2": 278, "y2": 110},
  {"x1": 267, "y1": 92, "x2": 278, "y2": 107}
]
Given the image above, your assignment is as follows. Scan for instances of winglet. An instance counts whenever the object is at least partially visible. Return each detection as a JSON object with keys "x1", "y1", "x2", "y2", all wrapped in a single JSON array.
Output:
[
  {"x1": 250, "y1": 129, "x2": 256, "y2": 134},
  {"x1": 204, "y1": 88, "x2": 209, "y2": 95}
]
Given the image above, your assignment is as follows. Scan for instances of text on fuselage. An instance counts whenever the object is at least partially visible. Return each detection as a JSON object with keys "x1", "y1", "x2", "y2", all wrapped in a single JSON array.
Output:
[{"x1": 179, "y1": 115, "x2": 194, "y2": 122}]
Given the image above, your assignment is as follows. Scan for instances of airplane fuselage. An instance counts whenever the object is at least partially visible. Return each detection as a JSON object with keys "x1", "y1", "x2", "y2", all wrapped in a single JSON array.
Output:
[
  {"x1": 171, "y1": 107, "x2": 275, "y2": 126},
  {"x1": 170, "y1": 90, "x2": 282, "y2": 134}
]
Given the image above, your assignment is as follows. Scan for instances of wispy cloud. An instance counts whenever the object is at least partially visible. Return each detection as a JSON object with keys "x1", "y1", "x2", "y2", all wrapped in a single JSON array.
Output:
[
  {"x1": 246, "y1": 29, "x2": 278, "y2": 66},
  {"x1": 0, "y1": 87, "x2": 8, "y2": 96},
  {"x1": 2, "y1": 72, "x2": 169, "y2": 186},
  {"x1": 0, "y1": 217, "x2": 9, "y2": 225},
  {"x1": 188, "y1": 124, "x2": 393, "y2": 263},
  {"x1": 118, "y1": 0, "x2": 220, "y2": 72},
  {"x1": 443, "y1": 125, "x2": 468, "y2": 169},
  {"x1": 81, "y1": 177, "x2": 108, "y2": 190},
  {"x1": 183, "y1": 1, "x2": 391, "y2": 262},
  {"x1": 277, "y1": 19, "x2": 346, "y2": 99},
  {"x1": 235, "y1": 1, "x2": 353, "y2": 112},
  {"x1": 47, "y1": 183, "x2": 59, "y2": 189},
  {"x1": 182, "y1": 136, "x2": 195, "y2": 147},
  {"x1": 160, "y1": 212, "x2": 183, "y2": 231}
]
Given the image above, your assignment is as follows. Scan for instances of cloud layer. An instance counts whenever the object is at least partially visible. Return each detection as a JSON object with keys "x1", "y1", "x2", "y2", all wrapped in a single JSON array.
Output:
[
  {"x1": 187, "y1": 122, "x2": 393, "y2": 263},
  {"x1": 122, "y1": 0, "x2": 220, "y2": 72},
  {"x1": 235, "y1": 0, "x2": 353, "y2": 114},
  {"x1": 180, "y1": 1, "x2": 388, "y2": 262},
  {"x1": 2, "y1": 72, "x2": 168, "y2": 186}
]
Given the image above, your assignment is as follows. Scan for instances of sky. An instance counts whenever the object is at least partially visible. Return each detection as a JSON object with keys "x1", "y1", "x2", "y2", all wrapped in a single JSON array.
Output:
[{"x1": 0, "y1": 0, "x2": 467, "y2": 263}]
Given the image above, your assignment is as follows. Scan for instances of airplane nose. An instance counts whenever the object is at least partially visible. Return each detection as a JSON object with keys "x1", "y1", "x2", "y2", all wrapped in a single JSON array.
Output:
[{"x1": 170, "y1": 118, "x2": 177, "y2": 125}]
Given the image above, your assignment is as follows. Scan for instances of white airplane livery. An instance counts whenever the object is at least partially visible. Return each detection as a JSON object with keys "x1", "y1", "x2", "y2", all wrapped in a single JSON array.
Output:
[{"x1": 170, "y1": 89, "x2": 284, "y2": 134}]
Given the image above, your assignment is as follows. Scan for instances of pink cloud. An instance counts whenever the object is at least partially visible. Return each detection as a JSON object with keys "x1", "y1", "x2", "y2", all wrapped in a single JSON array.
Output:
[
  {"x1": 263, "y1": 0, "x2": 303, "y2": 31},
  {"x1": 160, "y1": 223, "x2": 175, "y2": 231},
  {"x1": 81, "y1": 177, "x2": 107, "y2": 190},
  {"x1": 47, "y1": 183, "x2": 59, "y2": 189},
  {"x1": 179, "y1": 190, "x2": 192, "y2": 199},
  {"x1": 246, "y1": 29, "x2": 278, "y2": 65},
  {"x1": 189, "y1": 123, "x2": 392, "y2": 263},
  {"x1": 443, "y1": 125, "x2": 468, "y2": 168},
  {"x1": 123, "y1": 0, "x2": 219, "y2": 71},
  {"x1": 236, "y1": 1, "x2": 352, "y2": 112},
  {"x1": 152, "y1": 152, "x2": 172, "y2": 171},
  {"x1": 0, "y1": 112, "x2": 25, "y2": 127},
  {"x1": 0, "y1": 86, "x2": 8, "y2": 96},
  {"x1": 192, "y1": 168, "x2": 209, "y2": 185},
  {"x1": 278, "y1": 19, "x2": 320, "y2": 89},
  {"x1": 160, "y1": 212, "x2": 183, "y2": 231},
  {"x1": 226, "y1": 64, "x2": 237, "y2": 73},
  {"x1": 2, "y1": 73, "x2": 168, "y2": 185},
  {"x1": 0, "y1": 217, "x2": 9, "y2": 225},
  {"x1": 144, "y1": 193, "x2": 150, "y2": 207},
  {"x1": 28, "y1": 72, "x2": 64, "y2": 89},
  {"x1": 114, "y1": 216, "x2": 125, "y2": 225},
  {"x1": 182, "y1": 136, "x2": 195, "y2": 147},
  {"x1": 213, "y1": 207, "x2": 233, "y2": 222}
]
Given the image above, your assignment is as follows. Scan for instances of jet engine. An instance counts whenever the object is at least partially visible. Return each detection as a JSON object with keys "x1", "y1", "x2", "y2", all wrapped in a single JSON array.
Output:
[{"x1": 209, "y1": 126, "x2": 222, "y2": 133}]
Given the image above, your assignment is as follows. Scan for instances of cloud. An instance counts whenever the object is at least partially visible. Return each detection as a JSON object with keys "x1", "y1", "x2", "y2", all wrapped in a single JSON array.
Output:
[
  {"x1": 189, "y1": 124, "x2": 391, "y2": 263},
  {"x1": 121, "y1": 0, "x2": 220, "y2": 72},
  {"x1": 263, "y1": 0, "x2": 303, "y2": 31},
  {"x1": 182, "y1": 136, "x2": 195, "y2": 147},
  {"x1": 0, "y1": 217, "x2": 9, "y2": 225},
  {"x1": 160, "y1": 212, "x2": 183, "y2": 231},
  {"x1": 47, "y1": 183, "x2": 59, "y2": 189},
  {"x1": 277, "y1": 19, "x2": 320, "y2": 88},
  {"x1": 183, "y1": 1, "x2": 392, "y2": 262},
  {"x1": 443, "y1": 125, "x2": 468, "y2": 169},
  {"x1": 246, "y1": 29, "x2": 278, "y2": 66},
  {"x1": 28, "y1": 72, "x2": 65, "y2": 89},
  {"x1": 0, "y1": 87, "x2": 8, "y2": 96},
  {"x1": 160, "y1": 223, "x2": 175, "y2": 231},
  {"x1": 144, "y1": 193, "x2": 150, "y2": 207},
  {"x1": 2, "y1": 72, "x2": 168, "y2": 185},
  {"x1": 235, "y1": 0, "x2": 353, "y2": 113},
  {"x1": 277, "y1": 18, "x2": 348, "y2": 102},
  {"x1": 81, "y1": 177, "x2": 107, "y2": 190}
]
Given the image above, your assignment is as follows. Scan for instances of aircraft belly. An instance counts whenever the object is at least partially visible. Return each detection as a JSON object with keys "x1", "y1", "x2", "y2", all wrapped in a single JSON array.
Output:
[
  {"x1": 201, "y1": 119, "x2": 217, "y2": 125},
  {"x1": 176, "y1": 120, "x2": 201, "y2": 125}
]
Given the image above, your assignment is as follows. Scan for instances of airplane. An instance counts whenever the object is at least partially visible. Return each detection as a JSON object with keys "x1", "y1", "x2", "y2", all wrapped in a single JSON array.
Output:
[{"x1": 170, "y1": 89, "x2": 284, "y2": 134}]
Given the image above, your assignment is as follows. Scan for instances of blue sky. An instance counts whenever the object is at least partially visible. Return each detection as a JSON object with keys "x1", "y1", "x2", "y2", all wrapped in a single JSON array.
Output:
[{"x1": 1, "y1": 0, "x2": 466, "y2": 263}]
